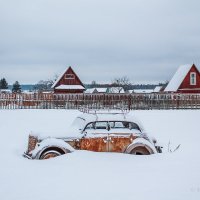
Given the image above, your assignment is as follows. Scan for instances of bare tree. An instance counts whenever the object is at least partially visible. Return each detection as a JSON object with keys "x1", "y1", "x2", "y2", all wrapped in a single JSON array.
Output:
[
  {"x1": 34, "y1": 74, "x2": 58, "y2": 92},
  {"x1": 111, "y1": 76, "x2": 132, "y2": 92},
  {"x1": 34, "y1": 80, "x2": 53, "y2": 91},
  {"x1": 53, "y1": 74, "x2": 59, "y2": 82}
]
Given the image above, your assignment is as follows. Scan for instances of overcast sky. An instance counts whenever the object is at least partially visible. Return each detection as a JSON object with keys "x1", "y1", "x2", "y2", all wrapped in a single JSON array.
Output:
[{"x1": 0, "y1": 0, "x2": 200, "y2": 84}]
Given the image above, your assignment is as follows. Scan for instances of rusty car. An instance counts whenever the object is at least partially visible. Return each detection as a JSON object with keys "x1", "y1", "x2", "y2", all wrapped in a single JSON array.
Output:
[{"x1": 24, "y1": 110, "x2": 162, "y2": 159}]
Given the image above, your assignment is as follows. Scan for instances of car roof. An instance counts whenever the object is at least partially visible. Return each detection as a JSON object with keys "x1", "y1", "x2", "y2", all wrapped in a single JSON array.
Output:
[
  {"x1": 76, "y1": 112, "x2": 144, "y2": 131},
  {"x1": 79, "y1": 113, "x2": 130, "y2": 121}
]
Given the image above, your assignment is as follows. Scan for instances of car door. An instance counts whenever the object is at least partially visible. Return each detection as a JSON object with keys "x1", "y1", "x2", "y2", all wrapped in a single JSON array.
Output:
[
  {"x1": 108, "y1": 121, "x2": 139, "y2": 153},
  {"x1": 80, "y1": 121, "x2": 109, "y2": 152}
]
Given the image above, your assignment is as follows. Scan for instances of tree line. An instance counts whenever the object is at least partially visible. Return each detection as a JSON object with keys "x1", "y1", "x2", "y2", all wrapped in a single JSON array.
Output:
[
  {"x1": 87, "y1": 76, "x2": 168, "y2": 91},
  {"x1": 0, "y1": 78, "x2": 21, "y2": 93},
  {"x1": 0, "y1": 76, "x2": 168, "y2": 93}
]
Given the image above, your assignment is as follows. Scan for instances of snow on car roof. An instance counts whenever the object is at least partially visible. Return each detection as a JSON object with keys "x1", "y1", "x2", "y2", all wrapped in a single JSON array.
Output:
[
  {"x1": 32, "y1": 111, "x2": 145, "y2": 139},
  {"x1": 76, "y1": 112, "x2": 144, "y2": 130},
  {"x1": 79, "y1": 113, "x2": 129, "y2": 121}
]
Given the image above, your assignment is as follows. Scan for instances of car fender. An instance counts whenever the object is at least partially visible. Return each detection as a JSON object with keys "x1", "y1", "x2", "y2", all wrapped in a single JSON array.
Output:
[
  {"x1": 125, "y1": 137, "x2": 157, "y2": 154},
  {"x1": 30, "y1": 138, "x2": 75, "y2": 159}
]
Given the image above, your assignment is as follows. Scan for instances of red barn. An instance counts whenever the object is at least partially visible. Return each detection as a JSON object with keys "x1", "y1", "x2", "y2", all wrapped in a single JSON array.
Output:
[
  {"x1": 164, "y1": 64, "x2": 200, "y2": 93},
  {"x1": 51, "y1": 66, "x2": 85, "y2": 94}
]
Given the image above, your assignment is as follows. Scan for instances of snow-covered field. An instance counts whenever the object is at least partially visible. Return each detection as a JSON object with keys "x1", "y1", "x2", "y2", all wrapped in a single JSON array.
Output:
[{"x1": 0, "y1": 109, "x2": 200, "y2": 200}]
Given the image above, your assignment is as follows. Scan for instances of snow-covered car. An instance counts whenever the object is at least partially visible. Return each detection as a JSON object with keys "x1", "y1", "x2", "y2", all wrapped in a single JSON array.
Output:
[{"x1": 25, "y1": 111, "x2": 162, "y2": 159}]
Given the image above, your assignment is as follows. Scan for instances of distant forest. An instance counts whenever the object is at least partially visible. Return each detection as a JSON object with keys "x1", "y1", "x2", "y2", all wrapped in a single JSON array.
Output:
[
  {"x1": 6, "y1": 83, "x2": 167, "y2": 91},
  {"x1": 84, "y1": 83, "x2": 166, "y2": 90}
]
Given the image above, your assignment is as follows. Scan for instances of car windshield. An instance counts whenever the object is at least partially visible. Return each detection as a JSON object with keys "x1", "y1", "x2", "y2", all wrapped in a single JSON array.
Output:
[{"x1": 84, "y1": 121, "x2": 141, "y2": 132}]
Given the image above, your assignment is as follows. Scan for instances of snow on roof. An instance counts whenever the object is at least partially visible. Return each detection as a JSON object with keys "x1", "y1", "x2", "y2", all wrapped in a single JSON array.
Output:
[
  {"x1": 84, "y1": 88, "x2": 96, "y2": 93},
  {"x1": 55, "y1": 85, "x2": 85, "y2": 90},
  {"x1": 51, "y1": 68, "x2": 68, "y2": 88},
  {"x1": 153, "y1": 86, "x2": 162, "y2": 93},
  {"x1": 0, "y1": 89, "x2": 11, "y2": 93},
  {"x1": 128, "y1": 90, "x2": 134, "y2": 93},
  {"x1": 95, "y1": 88, "x2": 108, "y2": 93},
  {"x1": 41, "y1": 91, "x2": 53, "y2": 94},
  {"x1": 133, "y1": 89, "x2": 154, "y2": 94},
  {"x1": 22, "y1": 91, "x2": 35, "y2": 94},
  {"x1": 164, "y1": 64, "x2": 192, "y2": 92}
]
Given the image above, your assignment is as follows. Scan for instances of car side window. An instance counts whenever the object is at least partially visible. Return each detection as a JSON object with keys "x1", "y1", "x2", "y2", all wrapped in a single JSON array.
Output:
[
  {"x1": 129, "y1": 122, "x2": 140, "y2": 131},
  {"x1": 114, "y1": 121, "x2": 124, "y2": 128},
  {"x1": 84, "y1": 122, "x2": 108, "y2": 130},
  {"x1": 108, "y1": 121, "x2": 141, "y2": 131},
  {"x1": 109, "y1": 122, "x2": 115, "y2": 128},
  {"x1": 85, "y1": 122, "x2": 95, "y2": 130},
  {"x1": 95, "y1": 122, "x2": 108, "y2": 129},
  {"x1": 109, "y1": 121, "x2": 127, "y2": 129}
]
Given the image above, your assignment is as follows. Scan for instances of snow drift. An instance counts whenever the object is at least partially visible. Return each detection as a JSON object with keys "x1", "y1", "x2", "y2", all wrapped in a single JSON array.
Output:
[{"x1": 0, "y1": 109, "x2": 200, "y2": 200}]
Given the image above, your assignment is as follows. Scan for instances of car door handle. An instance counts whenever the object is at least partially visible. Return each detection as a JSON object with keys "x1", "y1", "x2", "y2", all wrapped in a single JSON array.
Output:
[
  {"x1": 103, "y1": 139, "x2": 108, "y2": 143},
  {"x1": 103, "y1": 137, "x2": 114, "y2": 143}
]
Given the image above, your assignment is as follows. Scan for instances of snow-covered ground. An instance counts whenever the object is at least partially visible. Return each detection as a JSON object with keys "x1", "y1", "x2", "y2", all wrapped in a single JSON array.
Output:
[{"x1": 0, "y1": 109, "x2": 200, "y2": 200}]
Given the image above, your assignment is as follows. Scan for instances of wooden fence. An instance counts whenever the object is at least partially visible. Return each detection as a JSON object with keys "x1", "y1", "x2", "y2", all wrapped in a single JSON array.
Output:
[{"x1": 0, "y1": 93, "x2": 200, "y2": 110}]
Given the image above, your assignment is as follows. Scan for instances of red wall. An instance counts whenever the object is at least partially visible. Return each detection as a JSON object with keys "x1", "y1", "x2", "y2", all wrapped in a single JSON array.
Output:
[
  {"x1": 54, "y1": 89, "x2": 84, "y2": 94},
  {"x1": 178, "y1": 65, "x2": 200, "y2": 93}
]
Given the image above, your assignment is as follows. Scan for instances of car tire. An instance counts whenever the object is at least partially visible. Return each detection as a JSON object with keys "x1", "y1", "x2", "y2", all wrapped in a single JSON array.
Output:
[
  {"x1": 39, "y1": 149, "x2": 63, "y2": 160},
  {"x1": 39, "y1": 147, "x2": 66, "y2": 160},
  {"x1": 130, "y1": 145, "x2": 152, "y2": 155}
]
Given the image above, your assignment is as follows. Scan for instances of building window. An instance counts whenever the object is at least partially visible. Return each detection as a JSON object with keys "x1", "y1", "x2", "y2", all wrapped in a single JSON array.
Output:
[
  {"x1": 190, "y1": 72, "x2": 196, "y2": 85},
  {"x1": 65, "y1": 74, "x2": 75, "y2": 79}
]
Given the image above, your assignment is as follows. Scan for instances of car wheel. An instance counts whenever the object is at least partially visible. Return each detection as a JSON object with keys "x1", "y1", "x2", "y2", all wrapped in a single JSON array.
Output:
[
  {"x1": 130, "y1": 146, "x2": 151, "y2": 155},
  {"x1": 126, "y1": 139, "x2": 157, "y2": 155},
  {"x1": 39, "y1": 150, "x2": 63, "y2": 159}
]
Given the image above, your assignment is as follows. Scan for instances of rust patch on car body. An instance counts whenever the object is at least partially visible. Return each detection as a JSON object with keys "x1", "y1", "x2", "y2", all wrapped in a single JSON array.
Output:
[
  {"x1": 79, "y1": 134, "x2": 138, "y2": 153},
  {"x1": 80, "y1": 137, "x2": 108, "y2": 152},
  {"x1": 27, "y1": 135, "x2": 38, "y2": 154},
  {"x1": 109, "y1": 135, "x2": 137, "y2": 152}
]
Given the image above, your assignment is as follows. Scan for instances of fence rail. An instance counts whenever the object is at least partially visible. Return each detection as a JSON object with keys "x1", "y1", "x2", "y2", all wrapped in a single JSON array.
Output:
[{"x1": 0, "y1": 93, "x2": 200, "y2": 110}]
